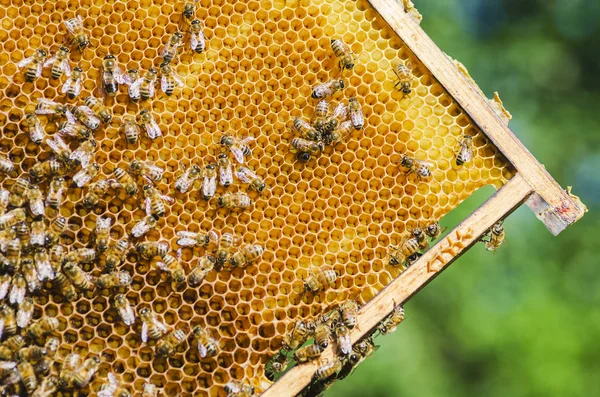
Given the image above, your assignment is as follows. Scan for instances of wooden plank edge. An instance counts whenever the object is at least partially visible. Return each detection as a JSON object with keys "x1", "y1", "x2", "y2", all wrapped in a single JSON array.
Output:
[
  {"x1": 366, "y1": 0, "x2": 585, "y2": 234},
  {"x1": 261, "y1": 174, "x2": 533, "y2": 397}
]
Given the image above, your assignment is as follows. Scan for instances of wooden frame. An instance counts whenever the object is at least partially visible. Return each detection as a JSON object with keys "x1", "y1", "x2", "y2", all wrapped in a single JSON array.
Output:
[{"x1": 261, "y1": 1, "x2": 586, "y2": 395}]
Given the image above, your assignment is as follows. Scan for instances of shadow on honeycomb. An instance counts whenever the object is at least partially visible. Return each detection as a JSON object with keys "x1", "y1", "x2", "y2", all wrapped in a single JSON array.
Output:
[{"x1": 0, "y1": 0, "x2": 514, "y2": 394}]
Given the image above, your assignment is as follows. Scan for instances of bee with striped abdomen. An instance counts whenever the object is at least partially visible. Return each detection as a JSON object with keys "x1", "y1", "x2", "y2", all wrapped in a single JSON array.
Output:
[
  {"x1": 114, "y1": 294, "x2": 135, "y2": 326},
  {"x1": 347, "y1": 97, "x2": 364, "y2": 130},
  {"x1": 290, "y1": 137, "x2": 324, "y2": 162},
  {"x1": 482, "y1": 220, "x2": 505, "y2": 251},
  {"x1": 235, "y1": 166, "x2": 266, "y2": 192},
  {"x1": 83, "y1": 178, "x2": 114, "y2": 208},
  {"x1": 72, "y1": 163, "x2": 99, "y2": 188},
  {"x1": 45, "y1": 216, "x2": 67, "y2": 246},
  {"x1": 43, "y1": 46, "x2": 71, "y2": 80},
  {"x1": 16, "y1": 297, "x2": 34, "y2": 328},
  {"x1": 122, "y1": 68, "x2": 141, "y2": 101},
  {"x1": 143, "y1": 184, "x2": 174, "y2": 220},
  {"x1": 139, "y1": 308, "x2": 167, "y2": 343},
  {"x1": 129, "y1": 160, "x2": 164, "y2": 182},
  {"x1": 35, "y1": 98, "x2": 69, "y2": 118},
  {"x1": 94, "y1": 216, "x2": 112, "y2": 253},
  {"x1": 292, "y1": 117, "x2": 321, "y2": 142},
  {"x1": 113, "y1": 167, "x2": 138, "y2": 196},
  {"x1": 156, "y1": 328, "x2": 187, "y2": 357},
  {"x1": 58, "y1": 120, "x2": 92, "y2": 140},
  {"x1": 131, "y1": 215, "x2": 158, "y2": 238},
  {"x1": 17, "y1": 360, "x2": 37, "y2": 395},
  {"x1": 311, "y1": 79, "x2": 345, "y2": 99},
  {"x1": 175, "y1": 164, "x2": 201, "y2": 193},
  {"x1": 46, "y1": 176, "x2": 66, "y2": 208},
  {"x1": 229, "y1": 244, "x2": 263, "y2": 269},
  {"x1": 313, "y1": 99, "x2": 330, "y2": 132},
  {"x1": 135, "y1": 241, "x2": 169, "y2": 260},
  {"x1": 27, "y1": 185, "x2": 45, "y2": 218},
  {"x1": 217, "y1": 154, "x2": 233, "y2": 187},
  {"x1": 313, "y1": 357, "x2": 342, "y2": 381},
  {"x1": 18, "y1": 49, "x2": 47, "y2": 82},
  {"x1": 189, "y1": 19, "x2": 206, "y2": 54},
  {"x1": 96, "y1": 271, "x2": 132, "y2": 289},
  {"x1": 64, "y1": 15, "x2": 89, "y2": 51},
  {"x1": 29, "y1": 159, "x2": 64, "y2": 181},
  {"x1": 84, "y1": 96, "x2": 112, "y2": 123},
  {"x1": 138, "y1": 109, "x2": 162, "y2": 139},
  {"x1": 187, "y1": 255, "x2": 215, "y2": 286},
  {"x1": 121, "y1": 115, "x2": 140, "y2": 144},
  {"x1": 154, "y1": 251, "x2": 186, "y2": 284},
  {"x1": 193, "y1": 325, "x2": 219, "y2": 358},
  {"x1": 220, "y1": 134, "x2": 254, "y2": 164},
  {"x1": 129, "y1": 68, "x2": 158, "y2": 102},
  {"x1": 70, "y1": 138, "x2": 97, "y2": 166},
  {"x1": 160, "y1": 32, "x2": 184, "y2": 64},
  {"x1": 0, "y1": 208, "x2": 26, "y2": 231},
  {"x1": 393, "y1": 61, "x2": 414, "y2": 95},
  {"x1": 61, "y1": 66, "x2": 83, "y2": 99},
  {"x1": 183, "y1": 0, "x2": 199, "y2": 19},
  {"x1": 69, "y1": 104, "x2": 101, "y2": 130},
  {"x1": 101, "y1": 54, "x2": 125, "y2": 96},
  {"x1": 34, "y1": 247, "x2": 54, "y2": 281},
  {"x1": 201, "y1": 164, "x2": 217, "y2": 200},
  {"x1": 378, "y1": 303, "x2": 405, "y2": 335},
  {"x1": 62, "y1": 262, "x2": 95, "y2": 291},
  {"x1": 294, "y1": 343, "x2": 323, "y2": 363},
  {"x1": 330, "y1": 39, "x2": 356, "y2": 71},
  {"x1": 218, "y1": 193, "x2": 252, "y2": 210},
  {"x1": 104, "y1": 238, "x2": 129, "y2": 271},
  {"x1": 159, "y1": 62, "x2": 184, "y2": 96},
  {"x1": 73, "y1": 356, "x2": 100, "y2": 388},
  {"x1": 24, "y1": 114, "x2": 45, "y2": 145},
  {"x1": 455, "y1": 135, "x2": 474, "y2": 166},
  {"x1": 399, "y1": 154, "x2": 433, "y2": 181}
]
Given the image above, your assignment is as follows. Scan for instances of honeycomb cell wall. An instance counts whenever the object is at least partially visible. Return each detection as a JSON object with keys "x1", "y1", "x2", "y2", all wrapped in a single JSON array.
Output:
[{"x1": 0, "y1": 0, "x2": 514, "y2": 394}]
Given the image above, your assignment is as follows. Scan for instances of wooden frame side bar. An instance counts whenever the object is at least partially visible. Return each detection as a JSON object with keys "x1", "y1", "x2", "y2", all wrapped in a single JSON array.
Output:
[
  {"x1": 261, "y1": 174, "x2": 534, "y2": 397},
  {"x1": 367, "y1": 0, "x2": 585, "y2": 235}
]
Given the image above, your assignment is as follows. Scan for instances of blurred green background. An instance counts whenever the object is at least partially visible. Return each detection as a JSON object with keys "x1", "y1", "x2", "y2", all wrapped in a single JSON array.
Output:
[{"x1": 327, "y1": 0, "x2": 599, "y2": 396}]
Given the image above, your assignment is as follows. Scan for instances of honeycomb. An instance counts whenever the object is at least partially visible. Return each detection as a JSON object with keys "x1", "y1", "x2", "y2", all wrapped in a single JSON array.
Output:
[{"x1": 0, "y1": 0, "x2": 515, "y2": 394}]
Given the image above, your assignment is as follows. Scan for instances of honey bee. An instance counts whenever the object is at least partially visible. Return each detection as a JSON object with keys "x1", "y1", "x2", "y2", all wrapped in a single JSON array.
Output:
[
  {"x1": 15, "y1": 221, "x2": 31, "y2": 253},
  {"x1": 160, "y1": 32, "x2": 184, "y2": 64},
  {"x1": 69, "y1": 104, "x2": 101, "y2": 130},
  {"x1": 35, "y1": 247, "x2": 55, "y2": 281},
  {"x1": 0, "y1": 189, "x2": 8, "y2": 216},
  {"x1": 43, "y1": 46, "x2": 71, "y2": 80},
  {"x1": 214, "y1": 154, "x2": 233, "y2": 188},
  {"x1": 132, "y1": 215, "x2": 158, "y2": 238},
  {"x1": 101, "y1": 54, "x2": 125, "y2": 96},
  {"x1": 156, "y1": 328, "x2": 187, "y2": 357},
  {"x1": 46, "y1": 176, "x2": 66, "y2": 208},
  {"x1": 313, "y1": 357, "x2": 342, "y2": 381},
  {"x1": 29, "y1": 159, "x2": 65, "y2": 181},
  {"x1": 62, "y1": 66, "x2": 83, "y2": 99},
  {"x1": 113, "y1": 167, "x2": 139, "y2": 196},
  {"x1": 183, "y1": 0, "x2": 199, "y2": 19},
  {"x1": 269, "y1": 353, "x2": 289, "y2": 374},
  {"x1": 424, "y1": 220, "x2": 445, "y2": 241},
  {"x1": 330, "y1": 39, "x2": 356, "y2": 71},
  {"x1": 229, "y1": 244, "x2": 263, "y2": 268},
  {"x1": 63, "y1": 262, "x2": 95, "y2": 291},
  {"x1": 323, "y1": 101, "x2": 348, "y2": 135},
  {"x1": 313, "y1": 99, "x2": 330, "y2": 132},
  {"x1": 94, "y1": 216, "x2": 112, "y2": 252},
  {"x1": 32, "y1": 376, "x2": 59, "y2": 397},
  {"x1": 49, "y1": 244, "x2": 65, "y2": 270},
  {"x1": 378, "y1": 303, "x2": 405, "y2": 335},
  {"x1": 324, "y1": 119, "x2": 354, "y2": 146},
  {"x1": 15, "y1": 345, "x2": 47, "y2": 362},
  {"x1": 30, "y1": 221, "x2": 46, "y2": 248},
  {"x1": 52, "y1": 268, "x2": 77, "y2": 301},
  {"x1": 45, "y1": 216, "x2": 67, "y2": 246},
  {"x1": 84, "y1": 96, "x2": 112, "y2": 123},
  {"x1": 17, "y1": 360, "x2": 37, "y2": 394},
  {"x1": 96, "y1": 271, "x2": 132, "y2": 289},
  {"x1": 104, "y1": 238, "x2": 129, "y2": 271},
  {"x1": 122, "y1": 68, "x2": 141, "y2": 101},
  {"x1": 73, "y1": 356, "x2": 100, "y2": 388},
  {"x1": 189, "y1": 19, "x2": 206, "y2": 54},
  {"x1": 337, "y1": 336, "x2": 378, "y2": 381},
  {"x1": 314, "y1": 323, "x2": 332, "y2": 350},
  {"x1": 482, "y1": 220, "x2": 505, "y2": 251},
  {"x1": 224, "y1": 381, "x2": 255, "y2": 397},
  {"x1": 292, "y1": 117, "x2": 321, "y2": 142},
  {"x1": 26, "y1": 185, "x2": 44, "y2": 218},
  {"x1": 139, "y1": 308, "x2": 167, "y2": 343},
  {"x1": 294, "y1": 343, "x2": 323, "y2": 363},
  {"x1": 9, "y1": 176, "x2": 30, "y2": 207},
  {"x1": 193, "y1": 325, "x2": 219, "y2": 358},
  {"x1": 0, "y1": 304, "x2": 17, "y2": 338},
  {"x1": 0, "y1": 208, "x2": 26, "y2": 231},
  {"x1": 0, "y1": 335, "x2": 25, "y2": 360},
  {"x1": 290, "y1": 137, "x2": 324, "y2": 162},
  {"x1": 16, "y1": 297, "x2": 34, "y2": 328},
  {"x1": 114, "y1": 294, "x2": 135, "y2": 326},
  {"x1": 159, "y1": 62, "x2": 184, "y2": 96},
  {"x1": 455, "y1": 135, "x2": 474, "y2": 166},
  {"x1": 142, "y1": 382, "x2": 159, "y2": 397},
  {"x1": 201, "y1": 164, "x2": 217, "y2": 200},
  {"x1": 176, "y1": 229, "x2": 217, "y2": 248},
  {"x1": 35, "y1": 98, "x2": 69, "y2": 118},
  {"x1": 311, "y1": 79, "x2": 345, "y2": 99},
  {"x1": 72, "y1": 162, "x2": 99, "y2": 188},
  {"x1": 72, "y1": 138, "x2": 98, "y2": 165},
  {"x1": 399, "y1": 154, "x2": 433, "y2": 180},
  {"x1": 64, "y1": 15, "x2": 90, "y2": 51},
  {"x1": 393, "y1": 61, "x2": 414, "y2": 95},
  {"x1": 135, "y1": 241, "x2": 169, "y2": 260},
  {"x1": 3, "y1": 237, "x2": 21, "y2": 271},
  {"x1": 387, "y1": 227, "x2": 427, "y2": 267},
  {"x1": 335, "y1": 324, "x2": 352, "y2": 356},
  {"x1": 9, "y1": 274, "x2": 26, "y2": 304},
  {"x1": 175, "y1": 164, "x2": 201, "y2": 193},
  {"x1": 58, "y1": 353, "x2": 80, "y2": 389},
  {"x1": 155, "y1": 251, "x2": 186, "y2": 284},
  {"x1": 120, "y1": 115, "x2": 140, "y2": 144},
  {"x1": 218, "y1": 193, "x2": 252, "y2": 210},
  {"x1": 347, "y1": 97, "x2": 364, "y2": 130},
  {"x1": 24, "y1": 114, "x2": 46, "y2": 145},
  {"x1": 283, "y1": 319, "x2": 313, "y2": 350},
  {"x1": 18, "y1": 49, "x2": 47, "y2": 82},
  {"x1": 235, "y1": 166, "x2": 266, "y2": 192},
  {"x1": 0, "y1": 227, "x2": 15, "y2": 252},
  {"x1": 304, "y1": 268, "x2": 338, "y2": 293},
  {"x1": 58, "y1": 120, "x2": 92, "y2": 140},
  {"x1": 64, "y1": 248, "x2": 97, "y2": 265},
  {"x1": 98, "y1": 372, "x2": 131, "y2": 397},
  {"x1": 340, "y1": 300, "x2": 359, "y2": 329},
  {"x1": 220, "y1": 134, "x2": 254, "y2": 164},
  {"x1": 129, "y1": 160, "x2": 164, "y2": 182},
  {"x1": 130, "y1": 68, "x2": 158, "y2": 101},
  {"x1": 83, "y1": 178, "x2": 114, "y2": 208},
  {"x1": 215, "y1": 232, "x2": 238, "y2": 269},
  {"x1": 187, "y1": 255, "x2": 215, "y2": 286},
  {"x1": 138, "y1": 109, "x2": 162, "y2": 139},
  {"x1": 143, "y1": 184, "x2": 174, "y2": 220}
]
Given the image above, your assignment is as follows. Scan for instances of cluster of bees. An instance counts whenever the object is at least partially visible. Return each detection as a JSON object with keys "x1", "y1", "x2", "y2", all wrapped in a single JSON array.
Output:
[{"x1": 289, "y1": 40, "x2": 364, "y2": 162}]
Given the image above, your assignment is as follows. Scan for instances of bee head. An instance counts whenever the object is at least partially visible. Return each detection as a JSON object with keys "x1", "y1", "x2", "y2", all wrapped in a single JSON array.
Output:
[
  {"x1": 337, "y1": 79, "x2": 346, "y2": 89},
  {"x1": 402, "y1": 87, "x2": 412, "y2": 95},
  {"x1": 426, "y1": 223, "x2": 438, "y2": 236},
  {"x1": 73, "y1": 66, "x2": 83, "y2": 73},
  {"x1": 59, "y1": 46, "x2": 70, "y2": 53},
  {"x1": 218, "y1": 153, "x2": 228, "y2": 160},
  {"x1": 148, "y1": 68, "x2": 157, "y2": 75},
  {"x1": 104, "y1": 54, "x2": 115, "y2": 60},
  {"x1": 143, "y1": 184, "x2": 152, "y2": 191},
  {"x1": 191, "y1": 19, "x2": 201, "y2": 26},
  {"x1": 37, "y1": 49, "x2": 47, "y2": 57},
  {"x1": 296, "y1": 151, "x2": 311, "y2": 162},
  {"x1": 346, "y1": 62, "x2": 354, "y2": 70},
  {"x1": 412, "y1": 227, "x2": 423, "y2": 237},
  {"x1": 139, "y1": 307, "x2": 149, "y2": 315},
  {"x1": 175, "y1": 32, "x2": 183, "y2": 39}
]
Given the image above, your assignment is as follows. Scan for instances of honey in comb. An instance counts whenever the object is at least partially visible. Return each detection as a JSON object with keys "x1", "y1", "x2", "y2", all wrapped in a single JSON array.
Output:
[{"x1": 0, "y1": 0, "x2": 515, "y2": 393}]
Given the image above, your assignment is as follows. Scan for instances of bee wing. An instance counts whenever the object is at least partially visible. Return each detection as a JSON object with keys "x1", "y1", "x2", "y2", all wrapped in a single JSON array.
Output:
[
  {"x1": 36, "y1": 258, "x2": 54, "y2": 281},
  {"x1": 229, "y1": 146, "x2": 245, "y2": 164},
  {"x1": 63, "y1": 19, "x2": 76, "y2": 34},
  {"x1": 78, "y1": 105, "x2": 96, "y2": 118},
  {"x1": 0, "y1": 318, "x2": 4, "y2": 340},
  {"x1": 176, "y1": 230, "x2": 197, "y2": 239},
  {"x1": 190, "y1": 33, "x2": 200, "y2": 51},
  {"x1": 121, "y1": 73, "x2": 134, "y2": 86},
  {"x1": 219, "y1": 163, "x2": 233, "y2": 186},
  {"x1": 132, "y1": 219, "x2": 149, "y2": 238},
  {"x1": 144, "y1": 197, "x2": 152, "y2": 217},
  {"x1": 72, "y1": 169, "x2": 92, "y2": 187},
  {"x1": 35, "y1": 63, "x2": 43, "y2": 77},
  {"x1": 160, "y1": 76, "x2": 168, "y2": 94},
  {"x1": 156, "y1": 318, "x2": 168, "y2": 333},
  {"x1": 43, "y1": 56, "x2": 57, "y2": 67},
  {"x1": 61, "y1": 79, "x2": 72, "y2": 94},
  {"x1": 17, "y1": 56, "x2": 33, "y2": 68},
  {"x1": 72, "y1": 79, "x2": 82, "y2": 97},
  {"x1": 113, "y1": 65, "x2": 125, "y2": 84},
  {"x1": 145, "y1": 118, "x2": 162, "y2": 139},
  {"x1": 160, "y1": 194, "x2": 174, "y2": 203},
  {"x1": 9, "y1": 284, "x2": 25, "y2": 305},
  {"x1": 46, "y1": 136, "x2": 67, "y2": 155},
  {"x1": 17, "y1": 306, "x2": 33, "y2": 328},
  {"x1": 61, "y1": 60, "x2": 72, "y2": 76},
  {"x1": 97, "y1": 216, "x2": 112, "y2": 229},
  {"x1": 129, "y1": 79, "x2": 142, "y2": 98},
  {"x1": 234, "y1": 167, "x2": 252, "y2": 183},
  {"x1": 197, "y1": 343, "x2": 208, "y2": 358},
  {"x1": 173, "y1": 73, "x2": 184, "y2": 87},
  {"x1": 0, "y1": 280, "x2": 9, "y2": 300},
  {"x1": 141, "y1": 322, "x2": 149, "y2": 343},
  {"x1": 120, "y1": 306, "x2": 135, "y2": 326},
  {"x1": 148, "y1": 83, "x2": 155, "y2": 98},
  {"x1": 66, "y1": 109, "x2": 77, "y2": 124},
  {"x1": 176, "y1": 237, "x2": 197, "y2": 247},
  {"x1": 240, "y1": 136, "x2": 255, "y2": 145},
  {"x1": 202, "y1": 175, "x2": 216, "y2": 198}
]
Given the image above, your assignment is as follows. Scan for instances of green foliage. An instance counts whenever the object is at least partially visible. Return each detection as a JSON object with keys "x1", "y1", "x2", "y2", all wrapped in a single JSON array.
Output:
[{"x1": 326, "y1": 1, "x2": 599, "y2": 395}]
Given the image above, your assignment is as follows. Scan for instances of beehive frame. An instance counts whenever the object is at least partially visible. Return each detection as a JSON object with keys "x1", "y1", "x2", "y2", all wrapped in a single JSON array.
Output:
[
  {"x1": 0, "y1": 0, "x2": 586, "y2": 395},
  {"x1": 264, "y1": 0, "x2": 586, "y2": 395}
]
